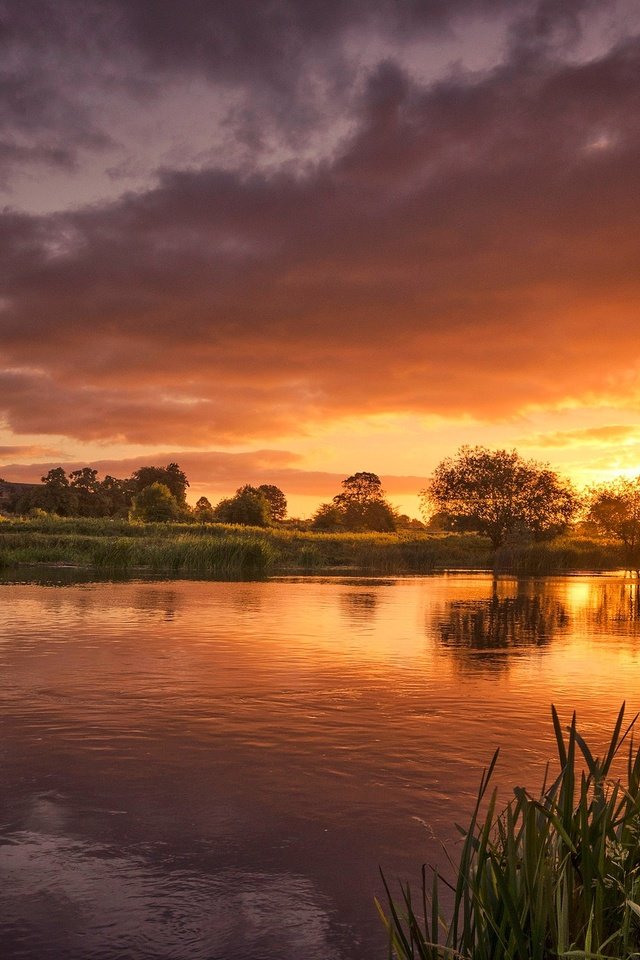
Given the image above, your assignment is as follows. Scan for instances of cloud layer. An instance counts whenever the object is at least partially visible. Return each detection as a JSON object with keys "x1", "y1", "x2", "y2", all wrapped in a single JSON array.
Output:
[{"x1": 0, "y1": 0, "x2": 639, "y2": 458}]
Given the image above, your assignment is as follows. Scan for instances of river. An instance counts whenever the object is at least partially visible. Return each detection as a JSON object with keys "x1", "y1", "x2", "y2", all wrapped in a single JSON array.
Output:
[{"x1": 1, "y1": 571, "x2": 640, "y2": 959}]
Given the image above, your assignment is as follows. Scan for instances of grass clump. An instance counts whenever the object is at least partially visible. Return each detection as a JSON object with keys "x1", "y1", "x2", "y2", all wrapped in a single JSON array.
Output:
[
  {"x1": 494, "y1": 537, "x2": 623, "y2": 575},
  {"x1": 380, "y1": 704, "x2": 640, "y2": 960},
  {"x1": 140, "y1": 534, "x2": 276, "y2": 577}
]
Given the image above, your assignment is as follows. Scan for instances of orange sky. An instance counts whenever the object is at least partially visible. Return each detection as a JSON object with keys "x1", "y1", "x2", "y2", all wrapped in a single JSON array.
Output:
[{"x1": 1, "y1": 0, "x2": 639, "y2": 517}]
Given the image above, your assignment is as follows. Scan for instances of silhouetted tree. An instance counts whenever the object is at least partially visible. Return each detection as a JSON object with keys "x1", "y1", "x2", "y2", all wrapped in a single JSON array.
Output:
[
  {"x1": 331, "y1": 471, "x2": 397, "y2": 532},
  {"x1": 212, "y1": 485, "x2": 271, "y2": 526},
  {"x1": 39, "y1": 467, "x2": 78, "y2": 516},
  {"x1": 69, "y1": 467, "x2": 107, "y2": 516},
  {"x1": 587, "y1": 476, "x2": 640, "y2": 571},
  {"x1": 257, "y1": 484, "x2": 287, "y2": 521},
  {"x1": 422, "y1": 447, "x2": 577, "y2": 548},
  {"x1": 310, "y1": 503, "x2": 344, "y2": 531},
  {"x1": 130, "y1": 463, "x2": 189, "y2": 503},
  {"x1": 100, "y1": 475, "x2": 134, "y2": 516},
  {"x1": 193, "y1": 495, "x2": 215, "y2": 521},
  {"x1": 130, "y1": 483, "x2": 181, "y2": 521}
]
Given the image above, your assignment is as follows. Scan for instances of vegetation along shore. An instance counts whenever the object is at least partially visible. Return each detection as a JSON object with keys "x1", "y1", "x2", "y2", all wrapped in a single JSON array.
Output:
[{"x1": 1, "y1": 444, "x2": 640, "y2": 577}]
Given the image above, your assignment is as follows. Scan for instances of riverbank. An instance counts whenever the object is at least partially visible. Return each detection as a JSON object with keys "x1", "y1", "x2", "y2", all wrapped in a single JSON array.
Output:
[{"x1": 0, "y1": 516, "x2": 626, "y2": 577}]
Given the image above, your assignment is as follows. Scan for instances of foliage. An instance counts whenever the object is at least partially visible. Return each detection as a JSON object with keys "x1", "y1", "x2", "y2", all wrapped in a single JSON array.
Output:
[
  {"x1": 314, "y1": 471, "x2": 397, "y2": 532},
  {"x1": 69, "y1": 467, "x2": 107, "y2": 517},
  {"x1": 193, "y1": 495, "x2": 215, "y2": 521},
  {"x1": 100, "y1": 474, "x2": 133, "y2": 516},
  {"x1": 422, "y1": 447, "x2": 578, "y2": 548},
  {"x1": 212, "y1": 485, "x2": 271, "y2": 526},
  {"x1": 257, "y1": 484, "x2": 287, "y2": 521},
  {"x1": 380, "y1": 704, "x2": 640, "y2": 960},
  {"x1": 0, "y1": 517, "x2": 630, "y2": 575},
  {"x1": 130, "y1": 483, "x2": 181, "y2": 522},
  {"x1": 39, "y1": 467, "x2": 79, "y2": 516},
  {"x1": 587, "y1": 476, "x2": 640, "y2": 571},
  {"x1": 130, "y1": 462, "x2": 189, "y2": 503},
  {"x1": 310, "y1": 502, "x2": 346, "y2": 531}
]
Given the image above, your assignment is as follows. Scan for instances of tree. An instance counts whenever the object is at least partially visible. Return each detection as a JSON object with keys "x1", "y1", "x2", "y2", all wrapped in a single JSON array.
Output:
[
  {"x1": 39, "y1": 467, "x2": 78, "y2": 516},
  {"x1": 257, "y1": 484, "x2": 287, "y2": 522},
  {"x1": 422, "y1": 446, "x2": 577, "y2": 548},
  {"x1": 130, "y1": 463, "x2": 189, "y2": 503},
  {"x1": 212, "y1": 485, "x2": 271, "y2": 526},
  {"x1": 331, "y1": 471, "x2": 397, "y2": 532},
  {"x1": 587, "y1": 477, "x2": 640, "y2": 570},
  {"x1": 193, "y1": 495, "x2": 215, "y2": 521},
  {"x1": 310, "y1": 502, "x2": 344, "y2": 531},
  {"x1": 100, "y1": 475, "x2": 134, "y2": 516},
  {"x1": 69, "y1": 467, "x2": 107, "y2": 517},
  {"x1": 130, "y1": 483, "x2": 181, "y2": 522}
]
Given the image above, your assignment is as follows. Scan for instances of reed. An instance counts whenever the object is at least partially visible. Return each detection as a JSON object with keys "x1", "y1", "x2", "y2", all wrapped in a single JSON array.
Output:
[
  {"x1": 137, "y1": 535, "x2": 276, "y2": 577},
  {"x1": 494, "y1": 538, "x2": 623, "y2": 575},
  {"x1": 0, "y1": 516, "x2": 629, "y2": 574},
  {"x1": 379, "y1": 704, "x2": 640, "y2": 960}
]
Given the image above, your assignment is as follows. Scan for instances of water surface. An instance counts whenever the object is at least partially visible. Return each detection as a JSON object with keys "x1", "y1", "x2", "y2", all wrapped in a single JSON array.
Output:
[{"x1": 1, "y1": 572, "x2": 640, "y2": 959}]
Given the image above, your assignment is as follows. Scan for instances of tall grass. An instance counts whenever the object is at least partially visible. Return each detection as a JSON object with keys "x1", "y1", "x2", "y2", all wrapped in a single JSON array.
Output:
[
  {"x1": 0, "y1": 524, "x2": 276, "y2": 578},
  {"x1": 494, "y1": 538, "x2": 624, "y2": 575},
  {"x1": 0, "y1": 516, "x2": 629, "y2": 574},
  {"x1": 379, "y1": 704, "x2": 640, "y2": 960}
]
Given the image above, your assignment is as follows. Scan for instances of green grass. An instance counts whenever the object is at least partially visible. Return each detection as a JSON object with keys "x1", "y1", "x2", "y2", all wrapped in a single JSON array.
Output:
[
  {"x1": 379, "y1": 704, "x2": 640, "y2": 960},
  {"x1": 494, "y1": 537, "x2": 625, "y2": 575},
  {"x1": 0, "y1": 516, "x2": 629, "y2": 576},
  {"x1": 0, "y1": 522, "x2": 276, "y2": 578}
]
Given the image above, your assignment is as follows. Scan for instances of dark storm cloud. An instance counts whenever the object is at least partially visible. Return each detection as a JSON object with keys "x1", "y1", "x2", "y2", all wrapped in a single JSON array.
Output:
[
  {"x1": 0, "y1": 0, "x2": 604, "y2": 182},
  {"x1": 0, "y1": 2, "x2": 639, "y2": 446}
]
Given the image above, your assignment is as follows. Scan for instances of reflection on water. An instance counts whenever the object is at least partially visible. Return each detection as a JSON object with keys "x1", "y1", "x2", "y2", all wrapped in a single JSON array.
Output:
[
  {"x1": 1, "y1": 573, "x2": 640, "y2": 959},
  {"x1": 439, "y1": 590, "x2": 568, "y2": 649},
  {"x1": 340, "y1": 591, "x2": 379, "y2": 622}
]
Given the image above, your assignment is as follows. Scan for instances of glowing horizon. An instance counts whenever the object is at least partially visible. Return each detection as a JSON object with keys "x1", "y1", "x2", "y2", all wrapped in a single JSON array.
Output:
[{"x1": 1, "y1": 1, "x2": 639, "y2": 518}]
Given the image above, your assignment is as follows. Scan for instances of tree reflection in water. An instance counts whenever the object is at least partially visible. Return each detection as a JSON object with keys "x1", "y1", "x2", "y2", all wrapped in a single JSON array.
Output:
[
  {"x1": 339, "y1": 591, "x2": 379, "y2": 622},
  {"x1": 586, "y1": 580, "x2": 640, "y2": 633},
  {"x1": 438, "y1": 590, "x2": 569, "y2": 651}
]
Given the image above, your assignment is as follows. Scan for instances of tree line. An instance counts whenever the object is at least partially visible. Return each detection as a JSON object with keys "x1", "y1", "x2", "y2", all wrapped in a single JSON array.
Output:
[{"x1": 2, "y1": 446, "x2": 640, "y2": 565}]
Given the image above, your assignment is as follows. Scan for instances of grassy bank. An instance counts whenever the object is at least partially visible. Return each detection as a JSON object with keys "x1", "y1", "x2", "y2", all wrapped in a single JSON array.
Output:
[
  {"x1": 0, "y1": 520, "x2": 276, "y2": 578},
  {"x1": 0, "y1": 516, "x2": 626, "y2": 577}
]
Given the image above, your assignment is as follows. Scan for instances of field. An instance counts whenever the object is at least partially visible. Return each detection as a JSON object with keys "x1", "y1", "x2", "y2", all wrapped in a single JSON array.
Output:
[{"x1": 0, "y1": 516, "x2": 626, "y2": 577}]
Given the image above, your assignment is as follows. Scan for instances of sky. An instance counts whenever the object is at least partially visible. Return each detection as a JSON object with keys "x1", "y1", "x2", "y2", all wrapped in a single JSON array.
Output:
[{"x1": 0, "y1": 0, "x2": 639, "y2": 518}]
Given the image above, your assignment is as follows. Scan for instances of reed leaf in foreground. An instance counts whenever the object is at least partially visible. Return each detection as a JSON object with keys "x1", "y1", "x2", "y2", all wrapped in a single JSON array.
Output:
[{"x1": 379, "y1": 704, "x2": 640, "y2": 959}]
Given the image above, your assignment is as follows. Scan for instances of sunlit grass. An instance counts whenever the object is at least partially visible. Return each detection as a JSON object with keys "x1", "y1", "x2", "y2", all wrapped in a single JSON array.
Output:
[
  {"x1": 494, "y1": 537, "x2": 622, "y2": 575},
  {"x1": 379, "y1": 704, "x2": 640, "y2": 960},
  {"x1": 0, "y1": 517, "x2": 628, "y2": 575},
  {"x1": 0, "y1": 523, "x2": 276, "y2": 578}
]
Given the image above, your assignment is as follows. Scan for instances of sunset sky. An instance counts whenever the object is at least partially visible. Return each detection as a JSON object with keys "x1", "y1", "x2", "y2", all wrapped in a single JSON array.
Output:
[{"x1": 1, "y1": 0, "x2": 639, "y2": 517}]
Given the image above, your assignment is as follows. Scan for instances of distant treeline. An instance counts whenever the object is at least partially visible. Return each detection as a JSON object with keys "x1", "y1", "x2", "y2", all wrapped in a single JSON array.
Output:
[
  {"x1": 0, "y1": 465, "x2": 416, "y2": 532},
  {"x1": 2, "y1": 446, "x2": 640, "y2": 567}
]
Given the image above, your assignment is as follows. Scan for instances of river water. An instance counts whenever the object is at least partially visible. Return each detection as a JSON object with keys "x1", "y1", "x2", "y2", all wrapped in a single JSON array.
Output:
[{"x1": 1, "y1": 571, "x2": 640, "y2": 959}]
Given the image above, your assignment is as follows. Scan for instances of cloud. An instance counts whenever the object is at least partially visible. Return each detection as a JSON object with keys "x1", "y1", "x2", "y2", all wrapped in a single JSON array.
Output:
[
  {"x1": 525, "y1": 425, "x2": 640, "y2": 448},
  {"x1": 0, "y1": 444, "x2": 62, "y2": 459},
  {"x1": 0, "y1": 6, "x2": 639, "y2": 451},
  {"x1": 0, "y1": 0, "x2": 622, "y2": 193}
]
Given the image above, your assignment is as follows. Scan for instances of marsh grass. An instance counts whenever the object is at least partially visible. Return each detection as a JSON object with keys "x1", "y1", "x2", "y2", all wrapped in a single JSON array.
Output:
[
  {"x1": 0, "y1": 522, "x2": 276, "y2": 577},
  {"x1": 494, "y1": 538, "x2": 623, "y2": 575},
  {"x1": 139, "y1": 535, "x2": 276, "y2": 577},
  {"x1": 0, "y1": 517, "x2": 627, "y2": 574},
  {"x1": 379, "y1": 704, "x2": 640, "y2": 960}
]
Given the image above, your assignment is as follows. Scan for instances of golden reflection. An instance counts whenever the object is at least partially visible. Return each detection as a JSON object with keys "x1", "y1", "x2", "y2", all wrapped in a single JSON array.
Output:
[
  {"x1": 339, "y1": 591, "x2": 379, "y2": 623},
  {"x1": 437, "y1": 593, "x2": 568, "y2": 650},
  {"x1": 583, "y1": 581, "x2": 640, "y2": 633}
]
